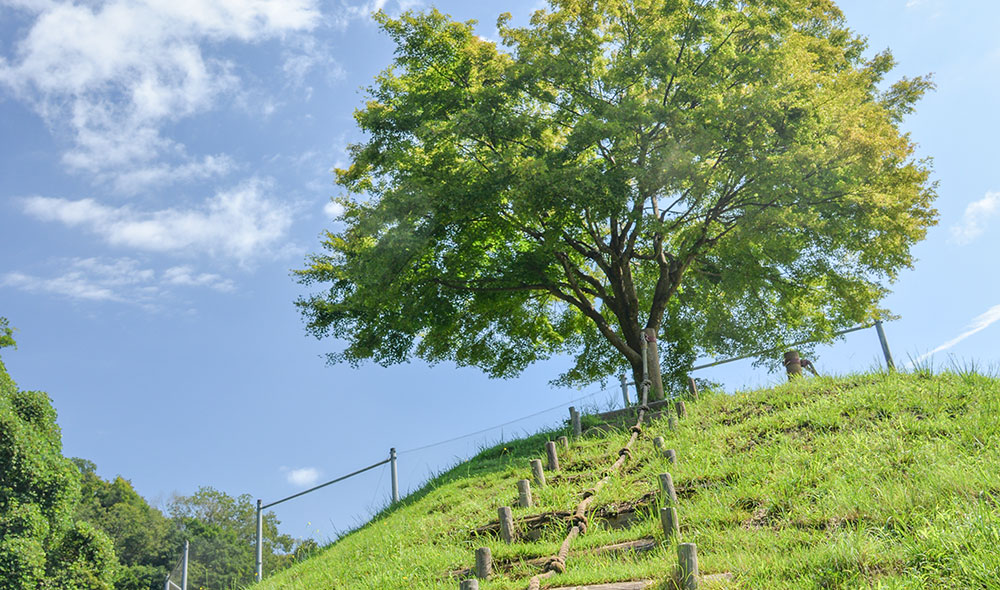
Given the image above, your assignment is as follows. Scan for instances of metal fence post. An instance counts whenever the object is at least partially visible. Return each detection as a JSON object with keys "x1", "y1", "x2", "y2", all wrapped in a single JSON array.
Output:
[
  {"x1": 874, "y1": 320, "x2": 895, "y2": 371},
  {"x1": 255, "y1": 499, "x2": 263, "y2": 582},
  {"x1": 619, "y1": 373, "x2": 630, "y2": 407},
  {"x1": 390, "y1": 448, "x2": 400, "y2": 503},
  {"x1": 181, "y1": 539, "x2": 188, "y2": 590}
]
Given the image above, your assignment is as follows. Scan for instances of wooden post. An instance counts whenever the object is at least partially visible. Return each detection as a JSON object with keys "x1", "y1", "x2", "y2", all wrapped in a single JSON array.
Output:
[
  {"x1": 498, "y1": 506, "x2": 514, "y2": 543},
  {"x1": 677, "y1": 543, "x2": 699, "y2": 590},
  {"x1": 658, "y1": 473, "x2": 677, "y2": 505},
  {"x1": 460, "y1": 579, "x2": 479, "y2": 590},
  {"x1": 676, "y1": 400, "x2": 687, "y2": 419},
  {"x1": 557, "y1": 435, "x2": 569, "y2": 450},
  {"x1": 474, "y1": 547, "x2": 492, "y2": 579},
  {"x1": 784, "y1": 350, "x2": 802, "y2": 380},
  {"x1": 668, "y1": 413, "x2": 678, "y2": 431},
  {"x1": 653, "y1": 436, "x2": 665, "y2": 451},
  {"x1": 642, "y1": 328, "x2": 665, "y2": 401},
  {"x1": 545, "y1": 441, "x2": 560, "y2": 471},
  {"x1": 517, "y1": 479, "x2": 533, "y2": 508},
  {"x1": 687, "y1": 377, "x2": 699, "y2": 401},
  {"x1": 620, "y1": 373, "x2": 631, "y2": 406},
  {"x1": 660, "y1": 506, "x2": 680, "y2": 542},
  {"x1": 570, "y1": 407, "x2": 582, "y2": 437},
  {"x1": 665, "y1": 449, "x2": 677, "y2": 464},
  {"x1": 530, "y1": 459, "x2": 546, "y2": 488}
]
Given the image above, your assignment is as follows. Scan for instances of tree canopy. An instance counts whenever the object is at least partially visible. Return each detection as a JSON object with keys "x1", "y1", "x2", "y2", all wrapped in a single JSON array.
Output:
[{"x1": 296, "y1": 0, "x2": 937, "y2": 393}]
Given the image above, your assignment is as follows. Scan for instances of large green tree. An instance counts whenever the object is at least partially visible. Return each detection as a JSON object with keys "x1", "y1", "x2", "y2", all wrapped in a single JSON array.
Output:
[{"x1": 296, "y1": 0, "x2": 936, "y2": 395}]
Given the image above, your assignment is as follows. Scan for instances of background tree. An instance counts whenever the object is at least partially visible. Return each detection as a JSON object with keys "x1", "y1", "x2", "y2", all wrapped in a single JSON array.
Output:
[
  {"x1": 0, "y1": 318, "x2": 117, "y2": 590},
  {"x1": 297, "y1": 0, "x2": 936, "y2": 396},
  {"x1": 74, "y1": 467, "x2": 303, "y2": 590},
  {"x1": 73, "y1": 459, "x2": 175, "y2": 590},
  {"x1": 169, "y1": 487, "x2": 296, "y2": 590}
]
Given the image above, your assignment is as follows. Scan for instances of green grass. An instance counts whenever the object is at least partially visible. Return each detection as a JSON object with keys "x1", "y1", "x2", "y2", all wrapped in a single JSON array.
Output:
[{"x1": 254, "y1": 372, "x2": 1000, "y2": 589}]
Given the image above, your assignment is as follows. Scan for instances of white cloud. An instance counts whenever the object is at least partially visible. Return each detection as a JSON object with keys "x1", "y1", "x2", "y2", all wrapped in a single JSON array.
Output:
[
  {"x1": 911, "y1": 304, "x2": 1000, "y2": 364},
  {"x1": 0, "y1": 257, "x2": 232, "y2": 306},
  {"x1": 21, "y1": 177, "x2": 295, "y2": 263},
  {"x1": 287, "y1": 467, "x2": 321, "y2": 487},
  {"x1": 950, "y1": 191, "x2": 1000, "y2": 245},
  {"x1": 0, "y1": 0, "x2": 321, "y2": 190},
  {"x1": 323, "y1": 200, "x2": 345, "y2": 219}
]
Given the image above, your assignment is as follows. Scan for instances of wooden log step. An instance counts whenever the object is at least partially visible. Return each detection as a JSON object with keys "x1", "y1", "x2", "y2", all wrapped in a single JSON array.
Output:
[
  {"x1": 472, "y1": 492, "x2": 656, "y2": 538},
  {"x1": 546, "y1": 582, "x2": 652, "y2": 589},
  {"x1": 449, "y1": 538, "x2": 657, "y2": 578},
  {"x1": 582, "y1": 411, "x2": 669, "y2": 436}
]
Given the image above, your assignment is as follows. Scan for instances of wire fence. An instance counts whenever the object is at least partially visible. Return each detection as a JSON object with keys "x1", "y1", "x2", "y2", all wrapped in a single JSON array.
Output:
[{"x1": 251, "y1": 320, "x2": 896, "y2": 582}]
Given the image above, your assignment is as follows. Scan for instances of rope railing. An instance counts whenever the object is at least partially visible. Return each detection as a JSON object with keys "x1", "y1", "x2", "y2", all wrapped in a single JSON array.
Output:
[{"x1": 522, "y1": 338, "x2": 654, "y2": 590}]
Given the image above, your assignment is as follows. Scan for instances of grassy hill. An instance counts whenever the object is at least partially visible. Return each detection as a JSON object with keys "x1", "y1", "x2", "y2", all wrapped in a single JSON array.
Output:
[{"x1": 254, "y1": 371, "x2": 1000, "y2": 589}]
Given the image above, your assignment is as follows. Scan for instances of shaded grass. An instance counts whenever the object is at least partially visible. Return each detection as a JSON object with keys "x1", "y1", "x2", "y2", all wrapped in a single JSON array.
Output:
[{"x1": 254, "y1": 372, "x2": 1000, "y2": 589}]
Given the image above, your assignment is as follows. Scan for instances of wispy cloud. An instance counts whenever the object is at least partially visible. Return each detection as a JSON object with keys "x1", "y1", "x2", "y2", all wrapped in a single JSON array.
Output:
[
  {"x1": 162, "y1": 266, "x2": 234, "y2": 292},
  {"x1": 911, "y1": 304, "x2": 1000, "y2": 364},
  {"x1": 0, "y1": 0, "x2": 322, "y2": 191},
  {"x1": 950, "y1": 191, "x2": 1000, "y2": 245},
  {"x1": 0, "y1": 257, "x2": 232, "y2": 307},
  {"x1": 286, "y1": 467, "x2": 321, "y2": 487},
  {"x1": 21, "y1": 178, "x2": 294, "y2": 263}
]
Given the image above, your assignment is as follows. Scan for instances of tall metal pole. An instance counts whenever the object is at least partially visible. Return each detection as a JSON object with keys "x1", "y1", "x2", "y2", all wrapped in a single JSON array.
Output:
[
  {"x1": 619, "y1": 373, "x2": 630, "y2": 407},
  {"x1": 181, "y1": 540, "x2": 188, "y2": 590},
  {"x1": 255, "y1": 499, "x2": 263, "y2": 582},
  {"x1": 875, "y1": 320, "x2": 895, "y2": 371},
  {"x1": 164, "y1": 576, "x2": 170, "y2": 590},
  {"x1": 390, "y1": 448, "x2": 400, "y2": 503}
]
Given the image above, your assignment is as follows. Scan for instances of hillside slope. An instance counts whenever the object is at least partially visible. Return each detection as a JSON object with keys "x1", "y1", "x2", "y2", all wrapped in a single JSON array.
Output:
[{"x1": 255, "y1": 372, "x2": 1000, "y2": 589}]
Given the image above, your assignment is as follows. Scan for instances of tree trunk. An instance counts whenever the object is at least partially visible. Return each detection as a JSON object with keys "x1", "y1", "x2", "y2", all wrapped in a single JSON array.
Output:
[{"x1": 643, "y1": 328, "x2": 665, "y2": 402}]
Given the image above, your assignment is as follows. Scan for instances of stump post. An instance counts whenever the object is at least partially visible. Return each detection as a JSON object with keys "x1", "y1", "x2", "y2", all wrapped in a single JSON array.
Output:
[
  {"x1": 687, "y1": 377, "x2": 699, "y2": 401},
  {"x1": 517, "y1": 479, "x2": 533, "y2": 508},
  {"x1": 668, "y1": 413, "x2": 678, "y2": 431},
  {"x1": 530, "y1": 459, "x2": 546, "y2": 488},
  {"x1": 660, "y1": 506, "x2": 680, "y2": 542},
  {"x1": 642, "y1": 328, "x2": 665, "y2": 401},
  {"x1": 659, "y1": 472, "x2": 677, "y2": 506},
  {"x1": 665, "y1": 449, "x2": 677, "y2": 464},
  {"x1": 474, "y1": 547, "x2": 492, "y2": 579},
  {"x1": 677, "y1": 543, "x2": 699, "y2": 590},
  {"x1": 460, "y1": 579, "x2": 479, "y2": 590},
  {"x1": 557, "y1": 435, "x2": 569, "y2": 450},
  {"x1": 498, "y1": 506, "x2": 514, "y2": 543},
  {"x1": 653, "y1": 436, "x2": 665, "y2": 451},
  {"x1": 676, "y1": 400, "x2": 687, "y2": 419},
  {"x1": 784, "y1": 350, "x2": 802, "y2": 380},
  {"x1": 545, "y1": 441, "x2": 560, "y2": 471},
  {"x1": 620, "y1": 373, "x2": 631, "y2": 406},
  {"x1": 569, "y1": 407, "x2": 582, "y2": 437}
]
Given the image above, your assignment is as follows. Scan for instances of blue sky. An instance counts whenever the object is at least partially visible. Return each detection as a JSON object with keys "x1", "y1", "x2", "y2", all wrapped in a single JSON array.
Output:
[{"x1": 1, "y1": 0, "x2": 998, "y2": 548}]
